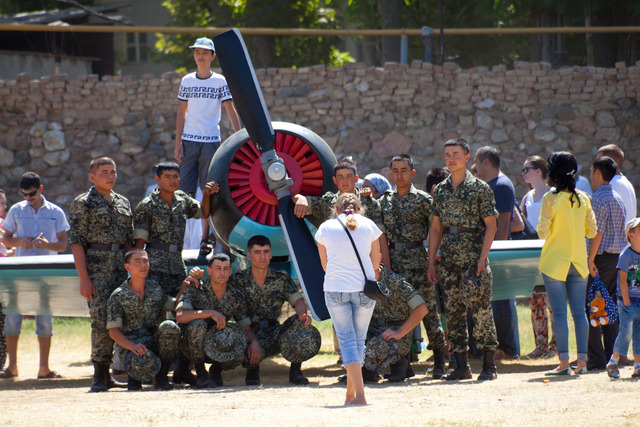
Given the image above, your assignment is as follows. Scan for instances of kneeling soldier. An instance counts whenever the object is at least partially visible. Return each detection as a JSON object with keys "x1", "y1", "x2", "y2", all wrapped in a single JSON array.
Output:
[
  {"x1": 176, "y1": 254, "x2": 254, "y2": 388},
  {"x1": 233, "y1": 235, "x2": 320, "y2": 386},
  {"x1": 364, "y1": 265, "x2": 428, "y2": 382},
  {"x1": 107, "y1": 249, "x2": 183, "y2": 391}
]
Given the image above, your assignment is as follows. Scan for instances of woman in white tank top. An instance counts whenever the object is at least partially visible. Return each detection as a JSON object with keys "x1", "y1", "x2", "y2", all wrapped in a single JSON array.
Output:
[{"x1": 520, "y1": 156, "x2": 555, "y2": 359}]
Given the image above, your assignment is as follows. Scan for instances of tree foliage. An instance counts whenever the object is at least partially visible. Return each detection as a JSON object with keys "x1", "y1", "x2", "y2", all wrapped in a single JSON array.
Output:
[{"x1": 155, "y1": 0, "x2": 353, "y2": 70}]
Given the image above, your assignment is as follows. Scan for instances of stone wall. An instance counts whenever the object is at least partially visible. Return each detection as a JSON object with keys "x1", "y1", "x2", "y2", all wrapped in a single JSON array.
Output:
[{"x1": 1, "y1": 60, "x2": 639, "y2": 215}]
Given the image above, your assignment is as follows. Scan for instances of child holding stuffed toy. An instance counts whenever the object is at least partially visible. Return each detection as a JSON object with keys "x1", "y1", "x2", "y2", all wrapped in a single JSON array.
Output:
[{"x1": 606, "y1": 218, "x2": 640, "y2": 378}]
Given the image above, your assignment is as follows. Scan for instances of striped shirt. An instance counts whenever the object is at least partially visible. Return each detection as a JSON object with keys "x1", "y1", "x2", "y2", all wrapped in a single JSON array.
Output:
[{"x1": 590, "y1": 184, "x2": 627, "y2": 255}]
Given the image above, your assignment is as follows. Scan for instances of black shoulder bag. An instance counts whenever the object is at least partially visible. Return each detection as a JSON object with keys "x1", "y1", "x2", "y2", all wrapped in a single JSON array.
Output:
[
  {"x1": 510, "y1": 200, "x2": 539, "y2": 240},
  {"x1": 336, "y1": 216, "x2": 389, "y2": 302}
]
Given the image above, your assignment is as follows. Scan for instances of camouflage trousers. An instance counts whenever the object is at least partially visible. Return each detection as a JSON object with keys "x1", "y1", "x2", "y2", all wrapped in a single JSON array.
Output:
[
  {"x1": 148, "y1": 271, "x2": 187, "y2": 298},
  {"x1": 440, "y1": 254, "x2": 498, "y2": 353},
  {"x1": 116, "y1": 320, "x2": 181, "y2": 372},
  {"x1": 245, "y1": 322, "x2": 283, "y2": 369},
  {"x1": 88, "y1": 275, "x2": 126, "y2": 365},
  {"x1": 396, "y1": 267, "x2": 446, "y2": 351}
]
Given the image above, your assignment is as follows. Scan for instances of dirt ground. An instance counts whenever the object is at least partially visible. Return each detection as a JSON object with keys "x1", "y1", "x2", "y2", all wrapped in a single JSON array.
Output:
[{"x1": 2, "y1": 342, "x2": 640, "y2": 427}]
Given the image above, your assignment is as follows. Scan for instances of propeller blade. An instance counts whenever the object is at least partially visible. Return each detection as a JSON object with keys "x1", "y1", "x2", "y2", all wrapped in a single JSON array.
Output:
[
  {"x1": 278, "y1": 196, "x2": 330, "y2": 321},
  {"x1": 214, "y1": 29, "x2": 275, "y2": 153}
]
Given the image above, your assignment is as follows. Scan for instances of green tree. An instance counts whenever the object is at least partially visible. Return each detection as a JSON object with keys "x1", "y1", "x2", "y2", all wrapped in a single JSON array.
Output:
[{"x1": 156, "y1": 0, "x2": 353, "y2": 70}]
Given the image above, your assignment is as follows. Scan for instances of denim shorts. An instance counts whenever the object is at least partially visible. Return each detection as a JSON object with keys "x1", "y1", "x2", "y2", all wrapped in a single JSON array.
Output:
[
  {"x1": 3, "y1": 314, "x2": 53, "y2": 337},
  {"x1": 325, "y1": 291, "x2": 375, "y2": 367}
]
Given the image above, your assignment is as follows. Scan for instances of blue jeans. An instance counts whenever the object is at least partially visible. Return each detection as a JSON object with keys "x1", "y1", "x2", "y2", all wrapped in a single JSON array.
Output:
[
  {"x1": 613, "y1": 301, "x2": 640, "y2": 357},
  {"x1": 542, "y1": 264, "x2": 589, "y2": 361},
  {"x1": 325, "y1": 291, "x2": 375, "y2": 366},
  {"x1": 491, "y1": 299, "x2": 520, "y2": 357},
  {"x1": 3, "y1": 314, "x2": 53, "y2": 337}
]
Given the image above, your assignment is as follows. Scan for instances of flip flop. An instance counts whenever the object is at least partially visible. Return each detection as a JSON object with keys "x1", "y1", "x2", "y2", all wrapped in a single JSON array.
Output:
[
  {"x1": 0, "y1": 369, "x2": 18, "y2": 379},
  {"x1": 37, "y1": 370, "x2": 63, "y2": 379}
]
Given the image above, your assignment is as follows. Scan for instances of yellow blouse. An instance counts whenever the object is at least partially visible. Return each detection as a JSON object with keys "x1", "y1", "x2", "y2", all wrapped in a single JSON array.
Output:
[{"x1": 537, "y1": 190, "x2": 597, "y2": 281}]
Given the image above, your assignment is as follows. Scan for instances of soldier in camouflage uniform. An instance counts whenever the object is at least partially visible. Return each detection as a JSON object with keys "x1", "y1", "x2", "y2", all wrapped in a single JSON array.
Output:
[
  {"x1": 379, "y1": 154, "x2": 448, "y2": 378},
  {"x1": 69, "y1": 157, "x2": 134, "y2": 392},
  {"x1": 176, "y1": 253, "x2": 254, "y2": 388},
  {"x1": 292, "y1": 161, "x2": 391, "y2": 268},
  {"x1": 232, "y1": 235, "x2": 317, "y2": 386},
  {"x1": 364, "y1": 265, "x2": 428, "y2": 382},
  {"x1": 107, "y1": 249, "x2": 182, "y2": 391},
  {"x1": 427, "y1": 138, "x2": 499, "y2": 382},
  {"x1": 134, "y1": 162, "x2": 215, "y2": 296}
]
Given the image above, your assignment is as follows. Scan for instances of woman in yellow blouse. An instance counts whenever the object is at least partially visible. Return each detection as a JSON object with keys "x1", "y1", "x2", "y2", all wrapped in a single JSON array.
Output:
[{"x1": 537, "y1": 152, "x2": 597, "y2": 375}]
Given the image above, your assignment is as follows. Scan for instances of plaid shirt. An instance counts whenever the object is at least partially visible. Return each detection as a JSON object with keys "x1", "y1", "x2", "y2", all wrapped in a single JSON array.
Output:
[{"x1": 589, "y1": 184, "x2": 627, "y2": 255}]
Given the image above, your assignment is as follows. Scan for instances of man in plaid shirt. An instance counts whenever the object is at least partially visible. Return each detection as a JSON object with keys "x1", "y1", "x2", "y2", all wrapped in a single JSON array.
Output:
[{"x1": 587, "y1": 156, "x2": 628, "y2": 370}]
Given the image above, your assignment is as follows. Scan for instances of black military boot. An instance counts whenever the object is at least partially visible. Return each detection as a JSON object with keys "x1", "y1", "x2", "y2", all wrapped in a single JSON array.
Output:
[
  {"x1": 127, "y1": 375, "x2": 142, "y2": 391},
  {"x1": 154, "y1": 361, "x2": 173, "y2": 390},
  {"x1": 477, "y1": 350, "x2": 498, "y2": 381},
  {"x1": 431, "y1": 347, "x2": 446, "y2": 380},
  {"x1": 289, "y1": 363, "x2": 309, "y2": 385},
  {"x1": 195, "y1": 362, "x2": 216, "y2": 389},
  {"x1": 443, "y1": 352, "x2": 472, "y2": 381},
  {"x1": 172, "y1": 357, "x2": 197, "y2": 386},
  {"x1": 387, "y1": 356, "x2": 409, "y2": 383},
  {"x1": 89, "y1": 363, "x2": 108, "y2": 393},
  {"x1": 245, "y1": 366, "x2": 261, "y2": 386},
  {"x1": 106, "y1": 368, "x2": 126, "y2": 389},
  {"x1": 209, "y1": 362, "x2": 223, "y2": 387},
  {"x1": 405, "y1": 355, "x2": 415, "y2": 379},
  {"x1": 362, "y1": 366, "x2": 382, "y2": 382}
]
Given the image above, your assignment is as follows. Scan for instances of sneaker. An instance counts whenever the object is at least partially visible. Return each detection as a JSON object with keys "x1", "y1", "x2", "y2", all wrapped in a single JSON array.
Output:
[
  {"x1": 632, "y1": 368, "x2": 640, "y2": 378},
  {"x1": 606, "y1": 363, "x2": 620, "y2": 379}
]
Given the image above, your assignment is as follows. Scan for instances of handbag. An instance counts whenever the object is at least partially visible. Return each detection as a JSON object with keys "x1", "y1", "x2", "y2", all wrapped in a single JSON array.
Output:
[
  {"x1": 336, "y1": 216, "x2": 389, "y2": 302},
  {"x1": 587, "y1": 275, "x2": 618, "y2": 324},
  {"x1": 510, "y1": 200, "x2": 539, "y2": 240}
]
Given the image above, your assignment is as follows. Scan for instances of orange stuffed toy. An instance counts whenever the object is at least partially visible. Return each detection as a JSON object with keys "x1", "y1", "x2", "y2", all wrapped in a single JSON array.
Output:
[{"x1": 589, "y1": 296, "x2": 610, "y2": 327}]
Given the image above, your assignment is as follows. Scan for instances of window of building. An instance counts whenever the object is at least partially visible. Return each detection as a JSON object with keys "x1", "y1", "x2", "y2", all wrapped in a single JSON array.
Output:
[{"x1": 126, "y1": 32, "x2": 148, "y2": 62}]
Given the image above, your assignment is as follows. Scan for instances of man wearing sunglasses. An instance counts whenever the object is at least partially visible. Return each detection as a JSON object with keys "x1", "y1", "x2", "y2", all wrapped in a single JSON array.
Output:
[{"x1": 1, "y1": 172, "x2": 69, "y2": 380}]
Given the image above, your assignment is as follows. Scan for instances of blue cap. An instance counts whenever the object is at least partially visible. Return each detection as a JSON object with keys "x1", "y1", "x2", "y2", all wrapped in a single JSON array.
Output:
[{"x1": 190, "y1": 37, "x2": 215, "y2": 52}]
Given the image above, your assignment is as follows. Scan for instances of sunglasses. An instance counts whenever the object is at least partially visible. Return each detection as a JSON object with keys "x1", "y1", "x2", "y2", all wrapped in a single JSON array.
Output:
[
  {"x1": 21, "y1": 190, "x2": 38, "y2": 198},
  {"x1": 521, "y1": 167, "x2": 537, "y2": 174}
]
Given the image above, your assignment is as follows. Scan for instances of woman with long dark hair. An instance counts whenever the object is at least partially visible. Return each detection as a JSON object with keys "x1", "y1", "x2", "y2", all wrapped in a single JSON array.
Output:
[{"x1": 537, "y1": 152, "x2": 597, "y2": 375}]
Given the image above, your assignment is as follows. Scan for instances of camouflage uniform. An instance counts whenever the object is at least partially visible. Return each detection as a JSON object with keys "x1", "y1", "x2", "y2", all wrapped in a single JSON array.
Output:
[
  {"x1": 69, "y1": 187, "x2": 133, "y2": 365},
  {"x1": 176, "y1": 279, "x2": 251, "y2": 368},
  {"x1": 134, "y1": 189, "x2": 202, "y2": 296},
  {"x1": 106, "y1": 278, "x2": 180, "y2": 365},
  {"x1": 380, "y1": 184, "x2": 446, "y2": 350},
  {"x1": 431, "y1": 170, "x2": 499, "y2": 353},
  {"x1": 366, "y1": 266, "x2": 426, "y2": 367},
  {"x1": 232, "y1": 268, "x2": 309, "y2": 366},
  {"x1": 306, "y1": 188, "x2": 383, "y2": 225}
]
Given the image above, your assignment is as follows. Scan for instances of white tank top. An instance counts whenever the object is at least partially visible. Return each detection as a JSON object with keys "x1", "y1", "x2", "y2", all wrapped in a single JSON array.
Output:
[{"x1": 524, "y1": 190, "x2": 543, "y2": 229}]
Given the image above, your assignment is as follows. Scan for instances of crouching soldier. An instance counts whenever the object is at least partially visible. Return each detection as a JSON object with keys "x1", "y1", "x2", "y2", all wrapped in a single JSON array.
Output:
[
  {"x1": 233, "y1": 235, "x2": 320, "y2": 386},
  {"x1": 363, "y1": 265, "x2": 428, "y2": 382},
  {"x1": 176, "y1": 254, "x2": 255, "y2": 388},
  {"x1": 107, "y1": 249, "x2": 183, "y2": 391}
]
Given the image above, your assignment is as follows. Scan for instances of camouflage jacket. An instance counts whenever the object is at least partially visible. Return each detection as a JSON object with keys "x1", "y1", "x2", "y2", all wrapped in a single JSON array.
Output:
[
  {"x1": 380, "y1": 185, "x2": 431, "y2": 271},
  {"x1": 176, "y1": 280, "x2": 251, "y2": 328},
  {"x1": 372, "y1": 267, "x2": 425, "y2": 324},
  {"x1": 307, "y1": 188, "x2": 384, "y2": 231},
  {"x1": 431, "y1": 170, "x2": 497, "y2": 247},
  {"x1": 106, "y1": 278, "x2": 174, "y2": 333},
  {"x1": 231, "y1": 268, "x2": 303, "y2": 323},
  {"x1": 134, "y1": 189, "x2": 202, "y2": 275},
  {"x1": 68, "y1": 187, "x2": 133, "y2": 247}
]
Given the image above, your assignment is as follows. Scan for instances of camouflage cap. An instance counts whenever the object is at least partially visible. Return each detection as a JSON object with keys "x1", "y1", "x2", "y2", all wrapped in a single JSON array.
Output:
[
  {"x1": 204, "y1": 322, "x2": 248, "y2": 363},
  {"x1": 363, "y1": 334, "x2": 398, "y2": 373},
  {"x1": 123, "y1": 350, "x2": 161, "y2": 382},
  {"x1": 459, "y1": 265, "x2": 492, "y2": 305},
  {"x1": 279, "y1": 315, "x2": 321, "y2": 363}
]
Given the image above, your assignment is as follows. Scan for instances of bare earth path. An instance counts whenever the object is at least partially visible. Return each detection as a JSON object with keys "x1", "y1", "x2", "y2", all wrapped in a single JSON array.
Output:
[{"x1": 1, "y1": 348, "x2": 639, "y2": 426}]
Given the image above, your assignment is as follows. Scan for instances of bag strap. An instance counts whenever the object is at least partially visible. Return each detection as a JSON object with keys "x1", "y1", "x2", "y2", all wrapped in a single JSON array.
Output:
[{"x1": 336, "y1": 216, "x2": 369, "y2": 281}]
